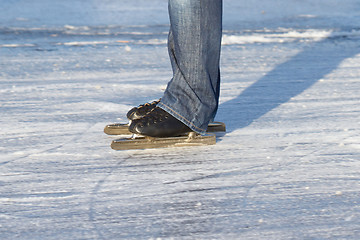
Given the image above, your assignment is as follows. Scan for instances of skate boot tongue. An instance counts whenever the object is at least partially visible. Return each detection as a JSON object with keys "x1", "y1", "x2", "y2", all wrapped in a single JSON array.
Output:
[{"x1": 129, "y1": 107, "x2": 191, "y2": 138}]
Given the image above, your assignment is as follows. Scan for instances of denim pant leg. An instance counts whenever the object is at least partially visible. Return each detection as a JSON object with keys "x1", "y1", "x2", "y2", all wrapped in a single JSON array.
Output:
[{"x1": 158, "y1": 0, "x2": 223, "y2": 134}]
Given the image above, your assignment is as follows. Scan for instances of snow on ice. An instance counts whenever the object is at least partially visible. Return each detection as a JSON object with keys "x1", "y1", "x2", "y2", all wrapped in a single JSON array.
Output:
[{"x1": 1, "y1": 0, "x2": 360, "y2": 239}]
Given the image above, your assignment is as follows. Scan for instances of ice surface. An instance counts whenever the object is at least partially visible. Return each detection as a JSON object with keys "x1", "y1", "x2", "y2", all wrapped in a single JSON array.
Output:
[{"x1": 1, "y1": 0, "x2": 360, "y2": 239}]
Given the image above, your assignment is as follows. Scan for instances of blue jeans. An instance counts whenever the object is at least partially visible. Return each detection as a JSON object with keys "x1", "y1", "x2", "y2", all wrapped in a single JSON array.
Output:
[{"x1": 158, "y1": 0, "x2": 223, "y2": 134}]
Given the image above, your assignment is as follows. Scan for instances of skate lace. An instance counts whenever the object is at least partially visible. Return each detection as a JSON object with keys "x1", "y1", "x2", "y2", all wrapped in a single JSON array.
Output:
[
  {"x1": 138, "y1": 107, "x2": 169, "y2": 127},
  {"x1": 137, "y1": 99, "x2": 161, "y2": 114}
]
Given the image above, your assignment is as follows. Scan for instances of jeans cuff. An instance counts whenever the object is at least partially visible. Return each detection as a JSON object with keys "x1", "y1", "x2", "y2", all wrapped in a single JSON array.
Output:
[{"x1": 157, "y1": 102, "x2": 207, "y2": 135}]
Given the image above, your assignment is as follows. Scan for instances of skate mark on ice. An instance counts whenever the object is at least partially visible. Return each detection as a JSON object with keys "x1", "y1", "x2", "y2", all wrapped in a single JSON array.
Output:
[
  {"x1": 163, "y1": 167, "x2": 264, "y2": 185},
  {"x1": 0, "y1": 123, "x2": 95, "y2": 166},
  {"x1": 219, "y1": 37, "x2": 359, "y2": 132},
  {"x1": 88, "y1": 156, "x2": 131, "y2": 240},
  {"x1": 238, "y1": 144, "x2": 334, "y2": 226}
]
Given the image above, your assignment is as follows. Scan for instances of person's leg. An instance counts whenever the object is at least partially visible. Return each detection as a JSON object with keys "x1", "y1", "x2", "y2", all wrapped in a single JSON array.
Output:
[
  {"x1": 129, "y1": 0, "x2": 222, "y2": 137},
  {"x1": 157, "y1": 0, "x2": 223, "y2": 134}
]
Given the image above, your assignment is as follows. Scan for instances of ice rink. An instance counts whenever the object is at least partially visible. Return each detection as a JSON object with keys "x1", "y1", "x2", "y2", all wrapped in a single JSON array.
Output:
[{"x1": 1, "y1": 0, "x2": 360, "y2": 239}]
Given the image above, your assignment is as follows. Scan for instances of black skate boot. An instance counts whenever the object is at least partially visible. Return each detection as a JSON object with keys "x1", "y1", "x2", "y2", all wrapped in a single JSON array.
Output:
[
  {"x1": 126, "y1": 99, "x2": 160, "y2": 120},
  {"x1": 129, "y1": 107, "x2": 191, "y2": 138}
]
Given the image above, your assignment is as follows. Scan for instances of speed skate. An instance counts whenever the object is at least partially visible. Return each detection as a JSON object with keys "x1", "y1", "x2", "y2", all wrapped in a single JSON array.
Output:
[
  {"x1": 107, "y1": 122, "x2": 226, "y2": 150},
  {"x1": 104, "y1": 121, "x2": 226, "y2": 135},
  {"x1": 111, "y1": 132, "x2": 217, "y2": 150}
]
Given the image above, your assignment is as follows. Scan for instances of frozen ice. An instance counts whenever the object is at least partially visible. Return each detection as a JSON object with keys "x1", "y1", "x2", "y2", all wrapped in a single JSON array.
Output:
[{"x1": 1, "y1": 0, "x2": 360, "y2": 239}]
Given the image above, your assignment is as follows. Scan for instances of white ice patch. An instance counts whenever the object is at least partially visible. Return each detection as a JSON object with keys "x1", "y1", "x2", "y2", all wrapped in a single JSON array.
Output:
[{"x1": 222, "y1": 29, "x2": 360, "y2": 45}]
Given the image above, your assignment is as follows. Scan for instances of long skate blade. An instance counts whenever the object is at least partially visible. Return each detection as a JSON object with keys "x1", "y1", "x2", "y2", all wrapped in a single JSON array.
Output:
[
  {"x1": 207, "y1": 122, "x2": 226, "y2": 133},
  {"x1": 104, "y1": 121, "x2": 226, "y2": 135},
  {"x1": 104, "y1": 123, "x2": 130, "y2": 135},
  {"x1": 111, "y1": 133, "x2": 216, "y2": 150}
]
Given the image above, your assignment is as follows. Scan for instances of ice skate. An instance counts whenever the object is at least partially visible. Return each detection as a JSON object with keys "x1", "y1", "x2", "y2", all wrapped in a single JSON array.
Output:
[
  {"x1": 104, "y1": 100, "x2": 226, "y2": 135},
  {"x1": 111, "y1": 107, "x2": 217, "y2": 150},
  {"x1": 128, "y1": 107, "x2": 191, "y2": 137},
  {"x1": 104, "y1": 121, "x2": 226, "y2": 135}
]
